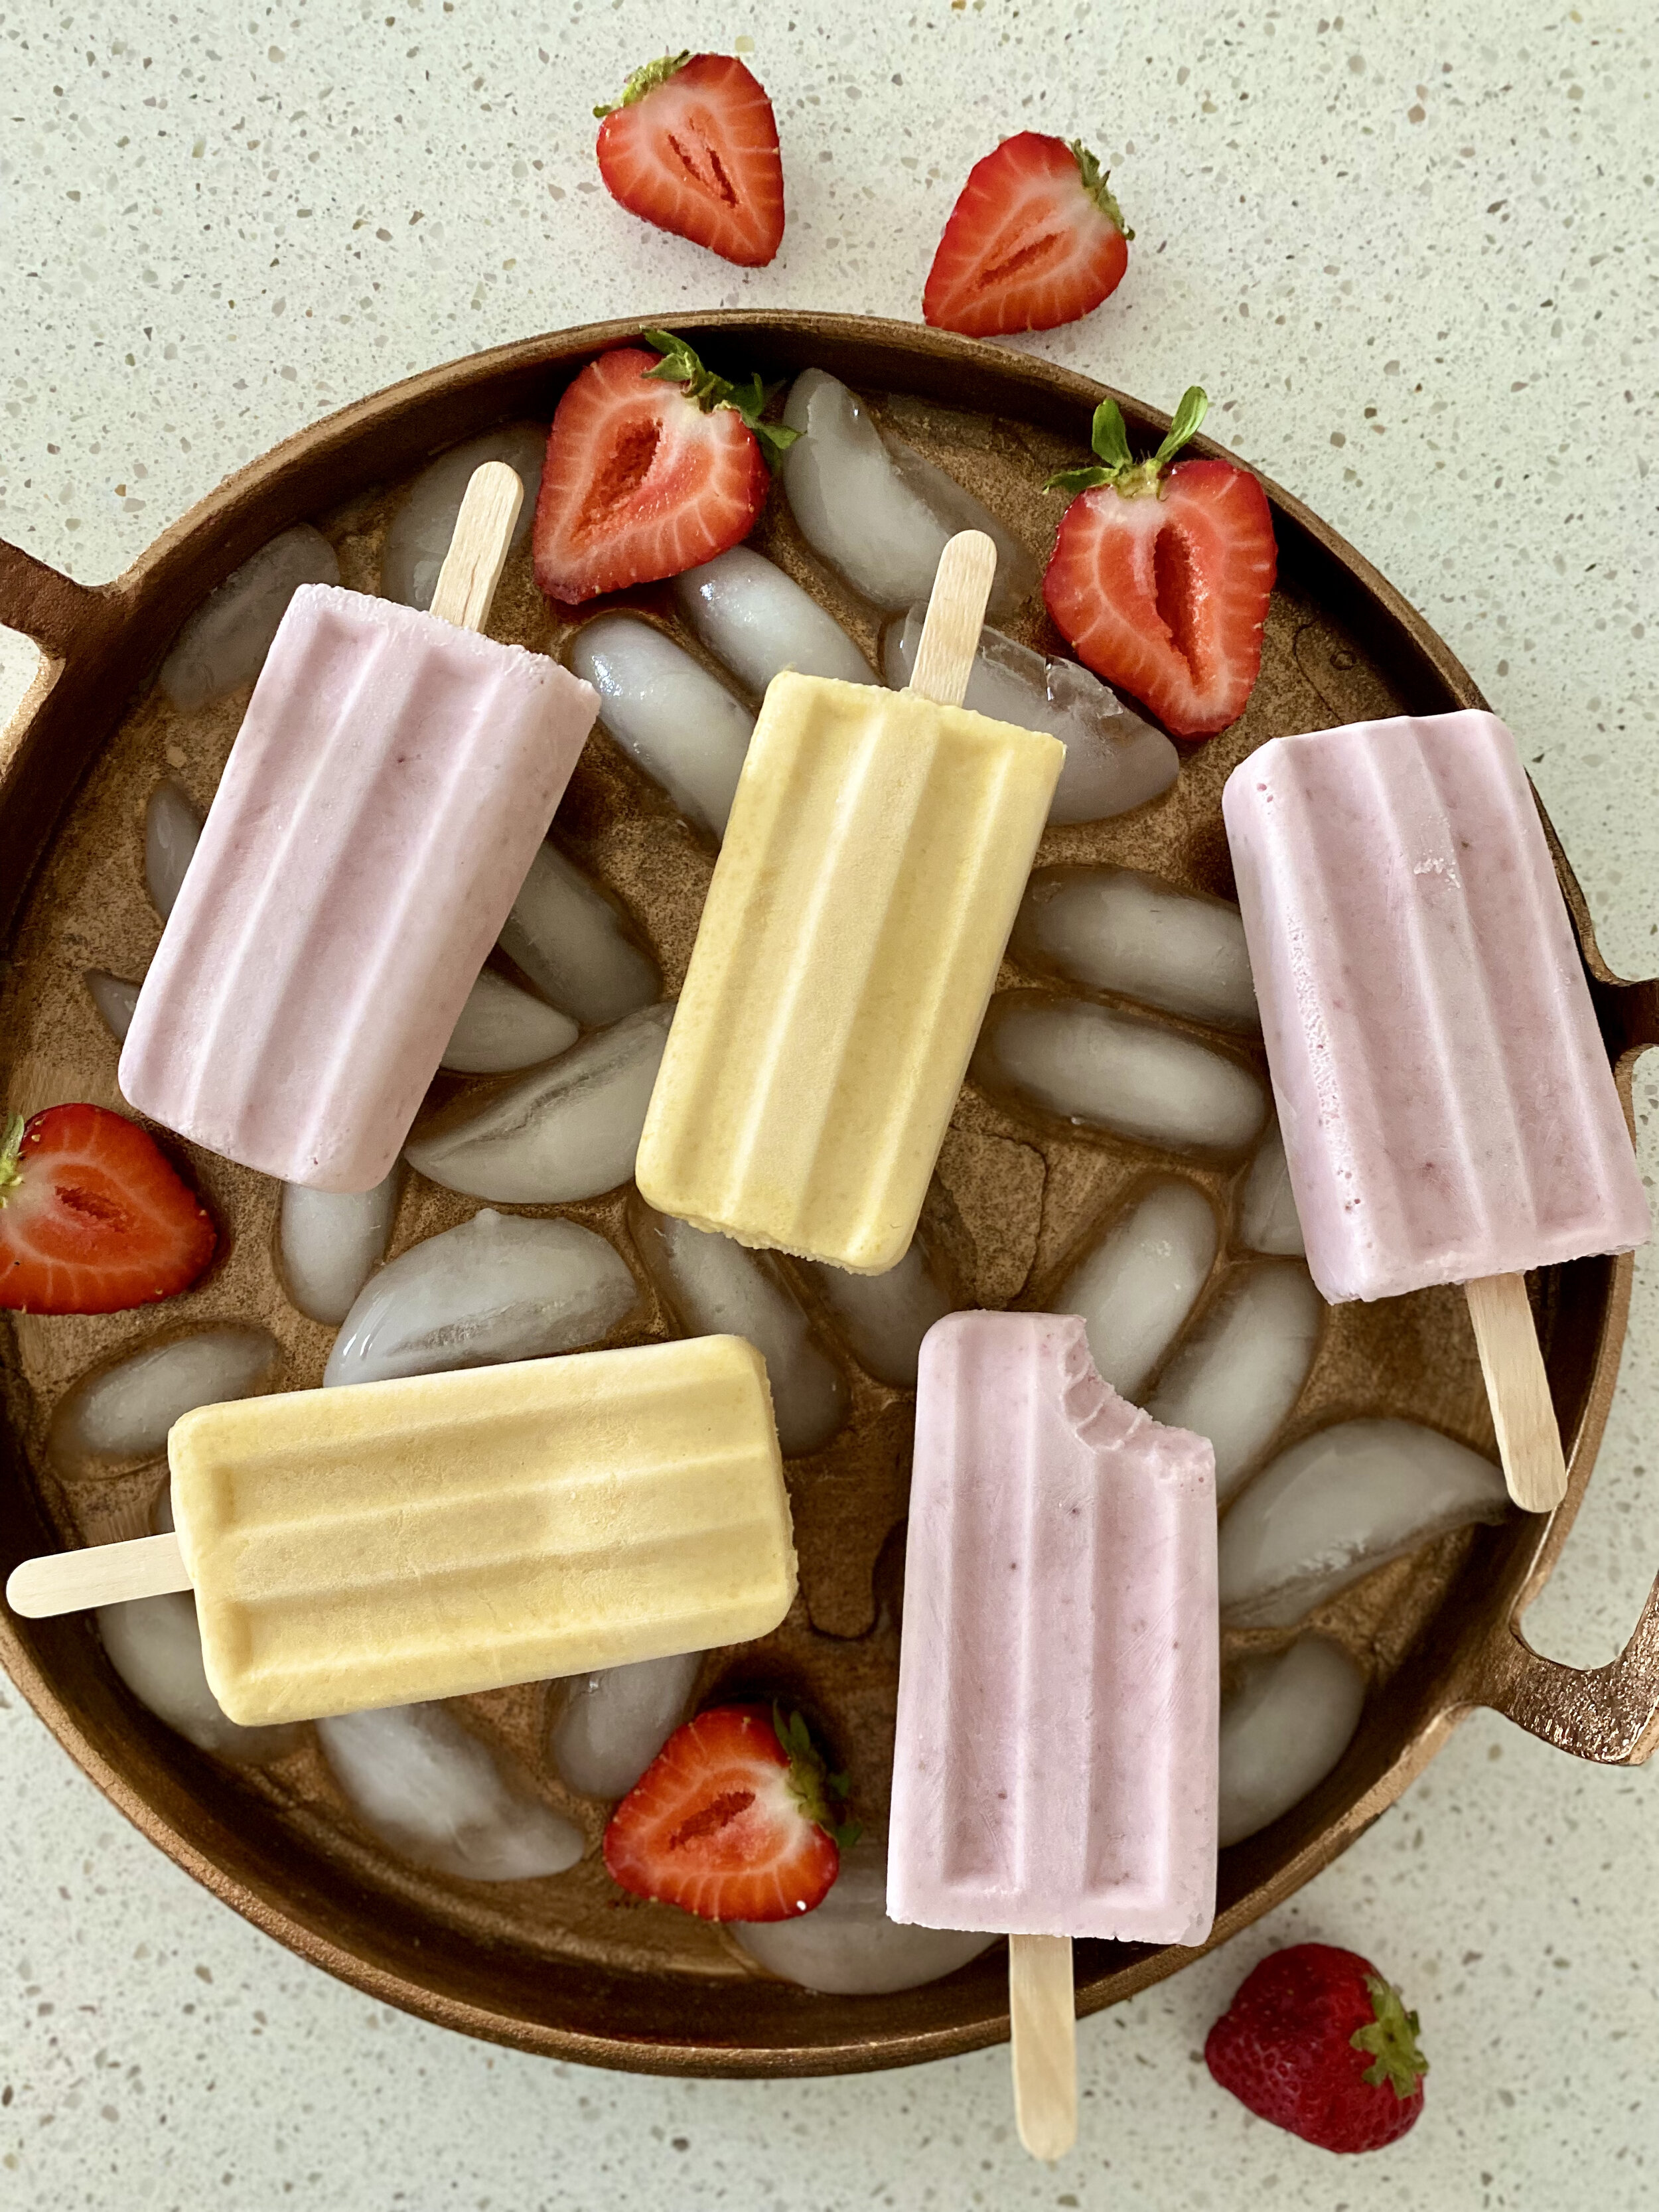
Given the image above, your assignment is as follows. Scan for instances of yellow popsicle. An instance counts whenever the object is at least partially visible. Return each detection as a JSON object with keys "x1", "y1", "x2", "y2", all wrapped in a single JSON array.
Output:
[
  {"x1": 636, "y1": 670, "x2": 1063, "y2": 1274},
  {"x1": 167, "y1": 1337, "x2": 794, "y2": 1726}
]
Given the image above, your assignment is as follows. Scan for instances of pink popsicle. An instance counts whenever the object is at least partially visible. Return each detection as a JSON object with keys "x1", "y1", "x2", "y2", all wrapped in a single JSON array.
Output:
[
  {"x1": 1222, "y1": 710, "x2": 1648, "y2": 1304},
  {"x1": 121, "y1": 581, "x2": 597, "y2": 1191},
  {"x1": 888, "y1": 1310, "x2": 1218, "y2": 1945}
]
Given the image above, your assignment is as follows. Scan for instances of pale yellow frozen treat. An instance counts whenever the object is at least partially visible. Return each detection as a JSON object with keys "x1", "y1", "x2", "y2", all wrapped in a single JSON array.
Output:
[
  {"x1": 168, "y1": 1337, "x2": 795, "y2": 1726},
  {"x1": 636, "y1": 673, "x2": 1064, "y2": 1274}
]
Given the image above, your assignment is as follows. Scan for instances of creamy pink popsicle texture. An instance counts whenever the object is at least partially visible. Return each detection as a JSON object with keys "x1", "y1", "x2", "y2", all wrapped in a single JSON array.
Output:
[
  {"x1": 887, "y1": 1311, "x2": 1218, "y2": 1944},
  {"x1": 121, "y1": 585, "x2": 597, "y2": 1191},
  {"x1": 1222, "y1": 710, "x2": 1649, "y2": 1303}
]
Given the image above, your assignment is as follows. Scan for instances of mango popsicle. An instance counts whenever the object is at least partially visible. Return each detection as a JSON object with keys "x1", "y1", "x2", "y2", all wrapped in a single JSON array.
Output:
[
  {"x1": 636, "y1": 533, "x2": 1064, "y2": 1276},
  {"x1": 7, "y1": 1337, "x2": 796, "y2": 1726}
]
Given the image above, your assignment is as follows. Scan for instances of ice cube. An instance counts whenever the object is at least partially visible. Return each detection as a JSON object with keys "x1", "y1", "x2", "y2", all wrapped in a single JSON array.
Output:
[
  {"x1": 1220, "y1": 1419, "x2": 1510, "y2": 1627},
  {"x1": 1238, "y1": 1119, "x2": 1306, "y2": 1257},
  {"x1": 675, "y1": 546, "x2": 876, "y2": 694},
  {"x1": 279, "y1": 1172, "x2": 399, "y2": 1327},
  {"x1": 733, "y1": 1840, "x2": 997, "y2": 1995},
  {"x1": 974, "y1": 996, "x2": 1266, "y2": 1156},
  {"x1": 884, "y1": 612, "x2": 1177, "y2": 824},
  {"x1": 547, "y1": 1652, "x2": 701, "y2": 1799},
  {"x1": 380, "y1": 423, "x2": 545, "y2": 611},
  {"x1": 317, "y1": 1703, "x2": 583, "y2": 1882},
  {"x1": 1056, "y1": 1179, "x2": 1218, "y2": 1398},
  {"x1": 159, "y1": 524, "x2": 340, "y2": 711},
  {"x1": 1218, "y1": 1638, "x2": 1366, "y2": 1848},
  {"x1": 802, "y1": 1239, "x2": 954, "y2": 1389},
  {"x1": 98, "y1": 1593, "x2": 301, "y2": 1763},
  {"x1": 497, "y1": 841, "x2": 660, "y2": 1029},
  {"x1": 323, "y1": 1207, "x2": 638, "y2": 1387},
  {"x1": 1014, "y1": 867, "x2": 1258, "y2": 1030},
  {"x1": 633, "y1": 1206, "x2": 848, "y2": 1456},
  {"x1": 568, "y1": 615, "x2": 754, "y2": 839},
  {"x1": 441, "y1": 968, "x2": 578, "y2": 1075},
  {"x1": 85, "y1": 970, "x2": 141, "y2": 1044},
  {"x1": 781, "y1": 369, "x2": 1036, "y2": 616},
  {"x1": 144, "y1": 778, "x2": 203, "y2": 922},
  {"x1": 1147, "y1": 1260, "x2": 1324, "y2": 1503},
  {"x1": 48, "y1": 1327, "x2": 279, "y2": 1475},
  {"x1": 405, "y1": 1003, "x2": 671, "y2": 1203}
]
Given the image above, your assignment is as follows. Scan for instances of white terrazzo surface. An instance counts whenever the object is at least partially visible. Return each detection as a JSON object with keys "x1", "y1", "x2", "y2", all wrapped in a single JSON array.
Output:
[{"x1": 1, "y1": 1, "x2": 1656, "y2": 2204}]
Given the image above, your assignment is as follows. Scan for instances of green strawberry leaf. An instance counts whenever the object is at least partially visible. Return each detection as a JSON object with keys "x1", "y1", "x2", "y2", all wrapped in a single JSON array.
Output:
[
  {"x1": 0, "y1": 1113, "x2": 25, "y2": 1199},
  {"x1": 1044, "y1": 384, "x2": 1211, "y2": 500},
  {"x1": 1352, "y1": 1974, "x2": 1429, "y2": 2100},
  {"x1": 595, "y1": 50, "x2": 690, "y2": 120},
  {"x1": 1068, "y1": 140, "x2": 1133, "y2": 239},
  {"x1": 771, "y1": 1701, "x2": 857, "y2": 1848},
  {"x1": 640, "y1": 331, "x2": 800, "y2": 471}
]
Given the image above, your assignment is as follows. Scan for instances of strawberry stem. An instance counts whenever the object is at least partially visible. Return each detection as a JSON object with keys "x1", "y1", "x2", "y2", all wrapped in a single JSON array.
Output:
[
  {"x1": 1068, "y1": 140, "x2": 1133, "y2": 240},
  {"x1": 594, "y1": 50, "x2": 690, "y2": 120},
  {"x1": 771, "y1": 1702, "x2": 862, "y2": 1852},
  {"x1": 1352, "y1": 1974, "x2": 1429, "y2": 2100},
  {"x1": 0, "y1": 1113, "x2": 24, "y2": 1201},
  {"x1": 1044, "y1": 384, "x2": 1210, "y2": 499},
  {"x1": 640, "y1": 330, "x2": 801, "y2": 470}
]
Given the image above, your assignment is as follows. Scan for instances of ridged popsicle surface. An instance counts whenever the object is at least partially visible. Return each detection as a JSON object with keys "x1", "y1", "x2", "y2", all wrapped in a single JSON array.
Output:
[
  {"x1": 121, "y1": 585, "x2": 597, "y2": 1191},
  {"x1": 169, "y1": 1337, "x2": 796, "y2": 1726},
  {"x1": 1222, "y1": 711, "x2": 1649, "y2": 1303},
  {"x1": 887, "y1": 1312, "x2": 1218, "y2": 1943},
  {"x1": 636, "y1": 674, "x2": 1063, "y2": 1275}
]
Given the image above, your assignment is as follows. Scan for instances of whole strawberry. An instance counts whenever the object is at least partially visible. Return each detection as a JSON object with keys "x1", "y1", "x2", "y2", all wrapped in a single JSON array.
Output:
[{"x1": 1204, "y1": 1943, "x2": 1427, "y2": 2153}]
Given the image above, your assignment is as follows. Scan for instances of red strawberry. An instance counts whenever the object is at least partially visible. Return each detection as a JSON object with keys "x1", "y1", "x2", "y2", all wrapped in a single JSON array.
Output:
[
  {"x1": 603, "y1": 1704, "x2": 856, "y2": 1923},
  {"x1": 595, "y1": 51, "x2": 784, "y2": 267},
  {"x1": 923, "y1": 134, "x2": 1131, "y2": 338},
  {"x1": 1205, "y1": 1943, "x2": 1429, "y2": 2154},
  {"x1": 0, "y1": 1104, "x2": 216, "y2": 1315},
  {"x1": 1043, "y1": 385, "x2": 1277, "y2": 738},
  {"x1": 532, "y1": 333, "x2": 796, "y2": 606}
]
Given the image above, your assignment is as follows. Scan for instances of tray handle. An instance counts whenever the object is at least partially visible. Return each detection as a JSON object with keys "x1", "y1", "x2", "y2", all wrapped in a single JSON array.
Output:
[
  {"x1": 1465, "y1": 963, "x2": 1659, "y2": 1764},
  {"x1": 0, "y1": 536, "x2": 112, "y2": 664}
]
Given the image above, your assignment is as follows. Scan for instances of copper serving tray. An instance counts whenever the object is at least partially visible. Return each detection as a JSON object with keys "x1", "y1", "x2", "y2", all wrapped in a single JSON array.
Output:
[{"x1": 1, "y1": 313, "x2": 1656, "y2": 2079}]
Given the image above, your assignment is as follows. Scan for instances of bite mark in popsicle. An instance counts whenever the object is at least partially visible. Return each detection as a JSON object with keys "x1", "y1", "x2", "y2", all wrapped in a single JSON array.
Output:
[
  {"x1": 120, "y1": 464, "x2": 599, "y2": 1193},
  {"x1": 1222, "y1": 709, "x2": 1650, "y2": 1511},
  {"x1": 636, "y1": 532, "x2": 1064, "y2": 1275}
]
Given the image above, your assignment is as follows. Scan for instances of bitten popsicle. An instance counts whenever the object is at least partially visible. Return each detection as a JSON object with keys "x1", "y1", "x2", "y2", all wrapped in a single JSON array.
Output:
[
  {"x1": 888, "y1": 1311, "x2": 1218, "y2": 2160},
  {"x1": 121, "y1": 463, "x2": 600, "y2": 1192},
  {"x1": 1222, "y1": 710, "x2": 1650, "y2": 1512},
  {"x1": 636, "y1": 532, "x2": 1064, "y2": 1275},
  {"x1": 7, "y1": 1337, "x2": 796, "y2": 1725}
]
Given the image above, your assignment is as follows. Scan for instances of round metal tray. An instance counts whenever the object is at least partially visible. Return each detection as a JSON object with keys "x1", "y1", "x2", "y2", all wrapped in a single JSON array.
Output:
[{"x1": 1, "y1": 313, "x2": 1655, "y2": 2077}]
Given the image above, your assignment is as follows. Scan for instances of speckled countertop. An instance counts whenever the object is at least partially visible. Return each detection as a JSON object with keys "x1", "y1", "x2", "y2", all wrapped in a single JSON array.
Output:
[{"x1": 1, "y1": 3, "x2": 1655, "y2": 2206}]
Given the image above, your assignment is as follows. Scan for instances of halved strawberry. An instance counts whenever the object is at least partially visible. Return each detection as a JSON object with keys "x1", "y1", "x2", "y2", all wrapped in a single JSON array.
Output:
[
  {"x1": 923, "y1": 134, "x2": 1131, "y2": 338},
  {"x1": 595, "y1": 52, "x2": 785, "y2": 267},
  {"x1": 532, "y1": 333, "x2": 796, "y2": 607},
  {"x1": 603, "y1": 1704, "x2": 856, "y2": 1923},
  {"x1": 0, "y1": 1104, "x2": 216, "y2": 1314},
  {"x1": 1042, "y1": 386, "x2": 1277, "y2": 738}
]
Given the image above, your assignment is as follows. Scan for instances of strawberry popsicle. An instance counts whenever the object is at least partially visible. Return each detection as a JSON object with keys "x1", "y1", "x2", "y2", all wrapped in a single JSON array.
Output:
[
  {"x1": 121, "y1": 465, "x2": 599, "y2": 1191},
  {"x1": 1223, "y1": 710, "x2": 1648, "y2": 1509},
  {"x1": 889, "y1": 1310, "x2": 1217, "y2": 2157}
]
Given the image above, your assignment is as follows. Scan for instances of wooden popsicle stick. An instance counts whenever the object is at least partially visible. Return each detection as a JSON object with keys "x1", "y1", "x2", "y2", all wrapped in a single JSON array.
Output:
[
  {"x1": 1009, "y1": 1933, "x2": 1077, "y2": 2161},
  {"x1": 428, "y1": 460, "x2": 525, "y2": 633},
  {"x1": 7, "y1": 1532, "x2": 192, "y2": 1618},
  {"x1": 907, "y1": 530, "x2": 997, "y2": 709},
  {"x1": 1464, "y1": 1272, "x2": 1569, "y2": 1512}
]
